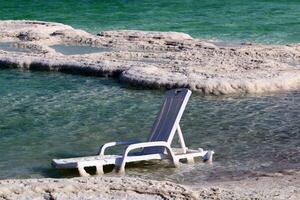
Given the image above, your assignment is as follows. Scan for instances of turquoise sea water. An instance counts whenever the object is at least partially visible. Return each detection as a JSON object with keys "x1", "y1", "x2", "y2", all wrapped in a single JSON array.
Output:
[
  {"x1": 0, "y1": 0, "x2": 300, "y2": 44},
  {"x1": 0, "y1": 69, "x2": 299, "y2": 182}
]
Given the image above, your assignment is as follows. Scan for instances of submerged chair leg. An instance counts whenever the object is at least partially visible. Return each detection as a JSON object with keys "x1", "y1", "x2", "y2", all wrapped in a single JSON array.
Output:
[
  {"x1": 165, "y1": 147, "x2": 180, "y2": 167},
  {"x1": 114, "y1": 159, "x2": 126, "y2": 174},
  {"x1": 173, "y1": 158, "x2": 180, "y2": 167},
  {"x1": 203, "y1": 150, "x2": 214, "y2": 163},
  {"x1": 186, "y1": 156, "x2": 194, "y2": 164},
  {"x1": 96, "y1": 165, "x2": 104, "y2": 175},
  {"x1": 114, "y1": 165, "x2": 125, "y2": 174},
  {"x1": 78, "y1": 165, "x2": 90, "y2": 177}
]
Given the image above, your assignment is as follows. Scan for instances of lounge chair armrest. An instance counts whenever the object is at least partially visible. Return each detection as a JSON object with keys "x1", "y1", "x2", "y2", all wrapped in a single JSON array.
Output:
[
  {"x1": 117, "y1": 141, "x2": 177, "y2": 172},
  {"x1": 98, "y1": 141, "x2": 139, "y2": 156}
]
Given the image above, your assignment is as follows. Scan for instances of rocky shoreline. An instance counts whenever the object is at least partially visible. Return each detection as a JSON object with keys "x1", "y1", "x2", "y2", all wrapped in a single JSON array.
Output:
[
  {"x1": 1, "y1": 20, "x2": 300, "y2": 95},
  {"x1": 0, "y1": 170, "x2": 299, "y2": 200}
]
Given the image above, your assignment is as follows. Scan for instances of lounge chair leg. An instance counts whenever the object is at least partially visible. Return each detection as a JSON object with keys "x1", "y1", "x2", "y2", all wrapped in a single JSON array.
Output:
[
  {"x1": 171, "y1": 158, "x2": 180, "y2": 168},
  {"x1": 114, "y1": 165, "x2": 125, "y2": 174},
  {"x1": 203, "y1": 150, "x2": 214, "y2": 163},
  {"x1": 96, "y1": 165, "x2": 104, "y2": 175},
  {"x1": 78, "y1": 166, "x2": 90, "y2": 177},
  {"x1": 187, "y1": 157, "x2": 194, "y2": 164},
  {"x1": 114, "y1": 159, "x2": 125, "y2": 174},
  {"x1": 118, "y1": 167, "x2": 125, "y2": 174}
]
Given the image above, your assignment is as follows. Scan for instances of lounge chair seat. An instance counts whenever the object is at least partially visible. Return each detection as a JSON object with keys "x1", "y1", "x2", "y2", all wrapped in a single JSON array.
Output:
[{"x1": 52, "y1": 88, "x2": 214, "y2": 176}]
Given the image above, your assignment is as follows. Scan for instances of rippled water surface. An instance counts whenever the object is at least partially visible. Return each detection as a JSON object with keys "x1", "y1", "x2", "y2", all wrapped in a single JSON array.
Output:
[
  {"x1": 0, "y1": 0, "x2": 300, "y2": 44},
  {"x1": 0, "y1": 69, "x2": 299, "y2": 183}
]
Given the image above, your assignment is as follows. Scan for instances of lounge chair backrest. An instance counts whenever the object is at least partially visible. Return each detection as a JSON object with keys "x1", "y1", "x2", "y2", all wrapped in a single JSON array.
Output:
[{"x1": 143, "y1": 88, "x2": 192, "y2": 154}]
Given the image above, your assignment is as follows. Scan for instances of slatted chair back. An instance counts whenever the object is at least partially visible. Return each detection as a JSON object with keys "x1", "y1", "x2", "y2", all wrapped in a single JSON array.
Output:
[{"x1": 142, "y1": 88, "x2": 191, "y2": 154}]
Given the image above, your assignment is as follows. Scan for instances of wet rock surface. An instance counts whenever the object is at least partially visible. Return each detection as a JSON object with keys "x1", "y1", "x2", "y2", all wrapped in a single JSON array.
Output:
[{"x1": 0, "y1": 20, "x2": 300, "y2": 95}]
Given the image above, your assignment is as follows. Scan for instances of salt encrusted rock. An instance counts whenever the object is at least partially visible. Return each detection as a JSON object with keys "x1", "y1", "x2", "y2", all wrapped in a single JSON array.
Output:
[
  {"x1": 97, "y1": 30, "x2": 193, "y2": 41},
  {"x1": 0, "y1": 171, "x2": 299, "y2": 200},
  {"x1": 0, "y1": 20, "x2": 300, "y2": 95},
  {"x1": 0, "y1": 20, "x2": 73, "y2": 39}
]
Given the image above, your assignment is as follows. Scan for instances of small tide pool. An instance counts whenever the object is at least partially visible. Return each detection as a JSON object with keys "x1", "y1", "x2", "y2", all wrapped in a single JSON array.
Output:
[
  {"x1": 0, "y1": 68, "x2": 299, "y2": 183},
  {"x1": 0, "y1": 42, "x2": 31, "y2": 53},
  {"x1": 50, "y1": 44, "x2": 111, "y2": 55}
]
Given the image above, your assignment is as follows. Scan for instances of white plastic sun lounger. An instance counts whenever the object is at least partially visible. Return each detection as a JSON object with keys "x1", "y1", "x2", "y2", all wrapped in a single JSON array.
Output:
[{"x1": 52, "y1": 88, "x2": 214, "y2": 176}]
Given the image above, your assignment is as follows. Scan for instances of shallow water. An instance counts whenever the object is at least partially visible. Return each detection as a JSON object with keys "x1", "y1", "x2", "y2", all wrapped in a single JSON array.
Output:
[
  {"x1": 1, "y1": 0, "x2": 300, "y2": 44},
  {"x1": 0, "y1": 42, "x2": 31, "y2": 53},
  {"x1": 50, "y1": 45, "x2": 111, "y2": 55},
  {"x1": 0, "y1": 69, "x2": 299, "y2": 183}
]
